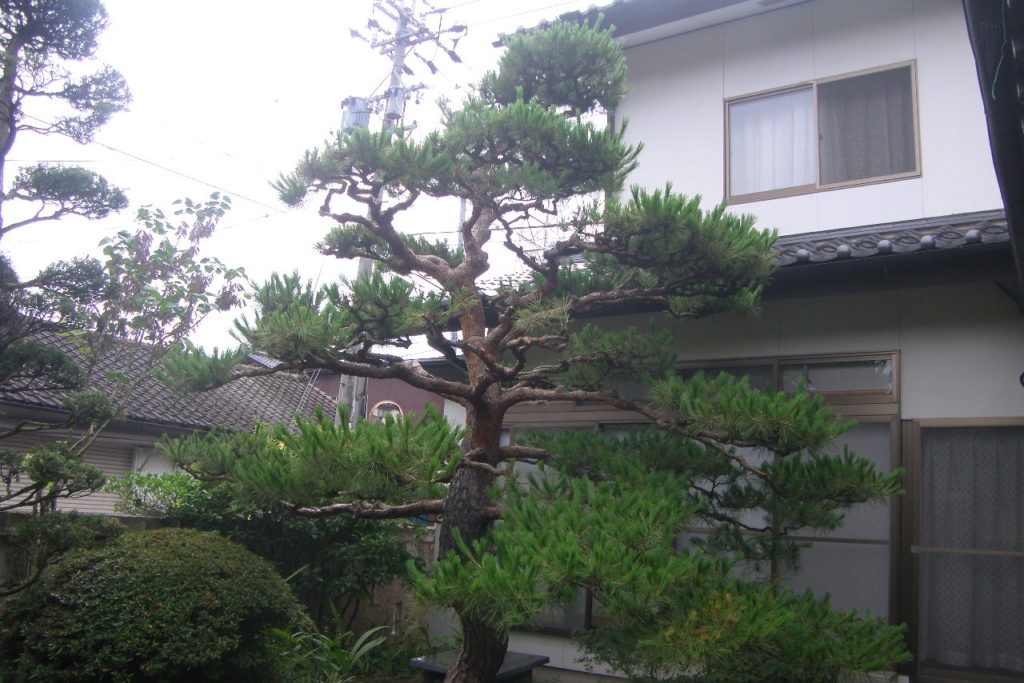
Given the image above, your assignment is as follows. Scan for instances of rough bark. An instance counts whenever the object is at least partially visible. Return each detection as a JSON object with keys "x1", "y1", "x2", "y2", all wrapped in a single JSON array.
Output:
[{"x1": 445, "y1": 614, "x2": 509, "y2": 683}]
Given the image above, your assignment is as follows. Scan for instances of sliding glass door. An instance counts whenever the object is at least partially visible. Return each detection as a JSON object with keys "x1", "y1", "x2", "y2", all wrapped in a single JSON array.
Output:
[{"x1": 914, "y1": 425, "x2": 1024, "y2": 681}]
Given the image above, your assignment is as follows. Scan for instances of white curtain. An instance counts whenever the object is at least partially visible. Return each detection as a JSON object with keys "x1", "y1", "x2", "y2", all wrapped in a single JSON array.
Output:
[
  {"x1": 920, "y1": 427, "x2": 1024, "y2": 674},
  {"x1": 729, "y1": 88, "x2": 815, "y2": 197}
]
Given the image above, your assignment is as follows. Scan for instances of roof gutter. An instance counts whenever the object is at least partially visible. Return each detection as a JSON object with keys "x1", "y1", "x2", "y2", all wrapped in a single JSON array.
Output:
[{"x1": 962, "y1": 0, "x2": 1024, "y2": 311}]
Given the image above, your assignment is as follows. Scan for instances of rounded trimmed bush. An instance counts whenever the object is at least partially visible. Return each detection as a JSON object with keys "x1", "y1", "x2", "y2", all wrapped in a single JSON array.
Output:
[{"x1": 0, "y1": 527, "x2": 308, "y2": 682}]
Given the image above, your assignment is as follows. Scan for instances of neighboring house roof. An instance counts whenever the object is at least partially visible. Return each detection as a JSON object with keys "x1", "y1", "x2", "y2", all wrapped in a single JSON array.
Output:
[
  {"x1": 0, "y1": 332, "x2": 336, "y2": 432},
  {"x1": 247, "y1": 352, "x2": 284, "y2": 369}
]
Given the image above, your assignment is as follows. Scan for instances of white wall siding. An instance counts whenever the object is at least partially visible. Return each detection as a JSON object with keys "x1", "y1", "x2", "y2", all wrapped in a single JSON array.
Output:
[
  {"x1": 57, "y1": 440, "x2": 133, "y2": 515},
  {"x1": 623, "y1": 24, "x2": 725, "y2": 205},
  {"x1": 899, "y1": 280, "x2": 1024, "y2": 419},
  {"x1": 723, "y1": 2, "x2": 814, "y2": 97},
  {"x1": 809, "y1": 0, "x2": 916, "y2": 79},
  {"x1": 0, "y1": 431, "x2": 155, "y2": 516},
  {"x1": 912, "y1": 0, "x2": 1001, "y2": 220},
  {"x1": 602, "y1": 276, "x2": 1024, "y2": 420},
  {"x1": 618, "y1": 0, "x2": 1003, "y2": 234}
]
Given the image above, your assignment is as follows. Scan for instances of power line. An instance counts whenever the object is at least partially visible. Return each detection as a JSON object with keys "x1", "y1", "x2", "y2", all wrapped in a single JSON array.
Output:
[
  {"x1": 89, "y1": 139, "x2": 287, "y2": 214},
  {"x1": 404, "y1": 221, "x2": 565, "y2": 237},
  {"x1": 438, "y1": 0, "x2": 486, "y2": 10},
  {"x1": 7, "y1": 158, "x2": 111, "y2": 163},
  {"x1": 21, "y1": 113, "x2": 287, "y2": 215},
  {"x1": 217, "y1": 212, "x2": 274, "y2": 232},
  {"x1": 145, "y1": 119, "x2": 276, "y2": 177}
]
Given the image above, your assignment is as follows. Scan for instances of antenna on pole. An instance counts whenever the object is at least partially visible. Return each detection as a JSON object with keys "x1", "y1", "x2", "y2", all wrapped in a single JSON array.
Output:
[{"x1": 341, "y1": 0, "x2": 465, "y2": 138}]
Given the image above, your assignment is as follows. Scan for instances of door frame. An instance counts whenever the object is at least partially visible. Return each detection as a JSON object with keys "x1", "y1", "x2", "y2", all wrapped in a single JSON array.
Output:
[{"x1": 900, "y1": 417, "x2": 1024, "y2": 682}]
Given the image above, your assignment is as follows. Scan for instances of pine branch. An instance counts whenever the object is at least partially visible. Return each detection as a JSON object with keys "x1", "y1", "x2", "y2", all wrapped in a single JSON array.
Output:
[
  {"x1": 498, "y1": 445, "x2": 549, "y2": 463},
  {"x1": 287, "y1": 498, "x2": 446, "y2": 519}
]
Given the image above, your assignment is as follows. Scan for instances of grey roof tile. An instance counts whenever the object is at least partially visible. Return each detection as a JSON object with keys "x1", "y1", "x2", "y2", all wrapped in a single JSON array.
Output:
[{"x1": 1, "y1": 332, "x2": 336, "y2": 432}]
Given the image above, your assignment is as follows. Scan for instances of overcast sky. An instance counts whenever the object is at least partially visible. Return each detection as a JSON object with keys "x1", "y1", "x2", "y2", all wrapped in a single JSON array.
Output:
[{"x1": 4, "y1": 0, "x2": 598, "y2": 349}]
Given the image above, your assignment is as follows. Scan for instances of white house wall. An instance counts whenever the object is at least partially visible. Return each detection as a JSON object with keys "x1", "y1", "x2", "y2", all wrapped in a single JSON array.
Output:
[
  {"x1": 603, "y1": 276, "x2": 1024, "y2": 420},
  {"x1": 617, "y1": 0, "x2": 1003, "y2": 234}
]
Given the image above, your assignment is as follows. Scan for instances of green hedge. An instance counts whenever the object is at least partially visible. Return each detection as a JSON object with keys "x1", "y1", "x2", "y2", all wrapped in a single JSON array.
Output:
[{"x1": 0, "y1": 527, "x2": 308, "y2": 682}]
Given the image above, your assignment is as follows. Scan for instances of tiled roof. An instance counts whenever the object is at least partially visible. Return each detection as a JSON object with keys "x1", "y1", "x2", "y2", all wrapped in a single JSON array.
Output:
[
  {"x1": 773, "y1": 210, "x2": 1007, "y2": 267},
  {"x1": 0, "y1": 332, "x2": 336, "y2": 432},
  {"x1": 478, "y1": 210, "x2": 1008, "y2": 290}
]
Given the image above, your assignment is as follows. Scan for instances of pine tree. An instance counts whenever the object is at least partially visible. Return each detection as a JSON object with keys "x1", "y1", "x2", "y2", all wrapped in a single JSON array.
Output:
[
  {"x1": 164, "y1": 21, "x2": 907, "y2": 682},
  {"x1": 0, "y1": 0, "x2": 132, "y2": 398}
]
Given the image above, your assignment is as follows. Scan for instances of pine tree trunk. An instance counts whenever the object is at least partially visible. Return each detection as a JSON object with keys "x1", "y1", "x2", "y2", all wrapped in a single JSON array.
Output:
[
  {"x1": 438, "y1": 393, "x2": 510, "y2": 682},
  {"x1": 444, "y1": 614, "x2": 509, "y2": 683}
]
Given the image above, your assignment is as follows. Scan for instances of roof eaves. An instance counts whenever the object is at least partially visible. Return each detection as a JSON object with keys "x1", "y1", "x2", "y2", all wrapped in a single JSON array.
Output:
[
  {"x1": 774, "y1": 209, "x2": 1008, "y2": 268},
  {"x1": 550, "y1": 0, "x2": 811, "y2": 46}
]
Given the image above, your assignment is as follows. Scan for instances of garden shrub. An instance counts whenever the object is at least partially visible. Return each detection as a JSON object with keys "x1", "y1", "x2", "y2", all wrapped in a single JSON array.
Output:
[
  {"x1": 107, "y1": 471, "x2": 412, "y2": 629},
  {"x1": 0, "y1": 527, "x2": 308, "y2": 682}
]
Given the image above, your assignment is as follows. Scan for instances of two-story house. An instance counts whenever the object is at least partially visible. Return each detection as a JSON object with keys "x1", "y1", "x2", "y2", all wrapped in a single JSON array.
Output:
[{"x1": 494, "y1": 1, "x2": 1023, "y2": 681}]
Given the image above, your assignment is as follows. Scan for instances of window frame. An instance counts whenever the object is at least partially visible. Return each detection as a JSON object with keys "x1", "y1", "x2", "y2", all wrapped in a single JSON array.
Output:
[
  {"x1": 368, "y1": 400, "x2": 403, "y2": 422},
  {"x1": 676, "y1": 351, "x2": 900, "y2": 415},
  {"x1": 724, "y1": 61, "x2": 921, "y2": 204}
]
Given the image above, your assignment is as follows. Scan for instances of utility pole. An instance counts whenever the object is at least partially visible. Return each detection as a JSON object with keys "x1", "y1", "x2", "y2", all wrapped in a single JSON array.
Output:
[
  {"x1": 358, "y1": 0, "x2": 414, "y2": 280},
  {"x1": 337, "y1": 0, "x2": 465, "y2": 425}
]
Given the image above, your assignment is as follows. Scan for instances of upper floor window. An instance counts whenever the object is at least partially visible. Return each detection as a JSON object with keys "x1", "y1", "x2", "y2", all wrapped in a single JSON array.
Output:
[{"x1": 727, "y1": 63, "x2": 918, "y2": 203}]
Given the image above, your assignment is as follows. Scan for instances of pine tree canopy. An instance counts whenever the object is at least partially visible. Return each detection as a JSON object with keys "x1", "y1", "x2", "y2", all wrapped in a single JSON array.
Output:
[{"x1": 162, "y1": 19, "x2": 909, "y2": 682}]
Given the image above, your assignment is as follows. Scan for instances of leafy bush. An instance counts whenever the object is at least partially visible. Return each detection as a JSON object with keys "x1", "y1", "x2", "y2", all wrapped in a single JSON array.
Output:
[
  {"x1": 0, "y1": 511, "x2": 123, "y2": 596},
  {"x1": 267, "y1": 625, "x2": 387, "y2": 683},
  {"x1": 0, "y1": 528, "x2": 308, "y2": 682},
  {"x1": 106, "y1": 472, "x2": 412, "y2": 629}
]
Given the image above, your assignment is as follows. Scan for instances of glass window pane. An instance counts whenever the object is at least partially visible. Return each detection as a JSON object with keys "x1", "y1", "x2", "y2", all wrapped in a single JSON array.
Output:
[
  {"x1": 921, "y1": 427, "x2": 1024, "y2": 553},
  {"x1": 729, "y1": 87, "x2": 815, "y2": 196},
  {"x1": 819, "y1": 66, "x2": 916, "y2": 184},
  {"x1": 531, "y1": 588, "x2": 588, "y2": 632},
  {"x1": 919, "y1": 553, "x2": 1024, "y2": 673},
  {"x1": 801, "y1": 422, "x2": 892, "y2": 541},
  {"x1": 918, "y1": 426, "x2": 1024, "y2": 673},
  {"x1": 780, "y1": 540, "x2": 890, "y2": 618},
  {"x1": 680, "y1": 364, "x2": 774, "y2": 390},
  {"x1": 603, "y1": 377, "x2": 650, "y2": 401},
  {"x1": 599, "y1": 423, "x2": 651, "y2": 439},
  {"x1": 780, "y1": 359, "x2": 892, "y2": 393}
]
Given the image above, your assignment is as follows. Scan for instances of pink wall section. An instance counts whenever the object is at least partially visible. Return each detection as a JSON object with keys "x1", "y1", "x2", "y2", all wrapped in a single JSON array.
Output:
[{"x1": 312, "y1": 373, "x2": 443, "y2": 419}]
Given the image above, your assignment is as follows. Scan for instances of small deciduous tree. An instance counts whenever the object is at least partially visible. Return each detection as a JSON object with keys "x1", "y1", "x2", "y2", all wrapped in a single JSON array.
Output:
[
  {"x1": 0, "y1": 194, "x2": 243, "y2": 595},
  {"x1": 163, "y1": 21, "x2": 907, "y2": 682}
]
